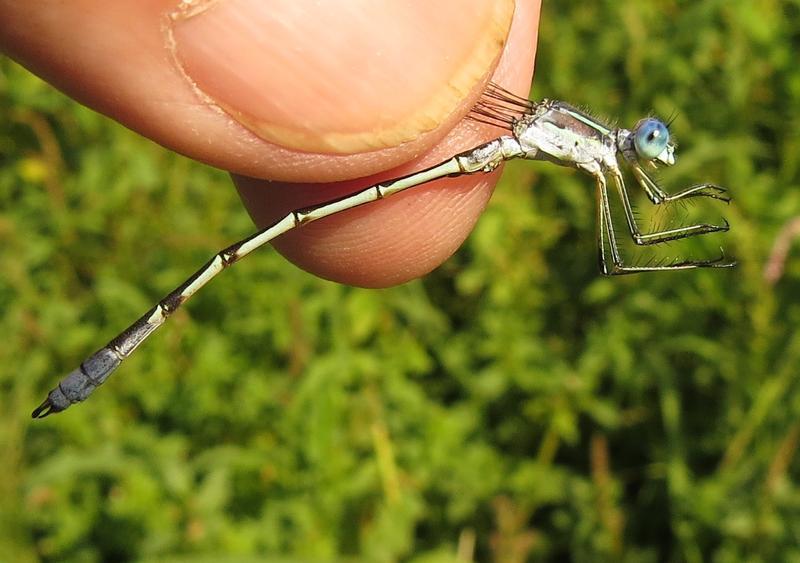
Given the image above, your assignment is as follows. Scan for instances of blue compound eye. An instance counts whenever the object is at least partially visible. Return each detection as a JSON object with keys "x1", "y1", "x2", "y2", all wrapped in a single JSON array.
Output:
[{"x1": 633, "y1": 118, "x2": 669, "y2": 160}]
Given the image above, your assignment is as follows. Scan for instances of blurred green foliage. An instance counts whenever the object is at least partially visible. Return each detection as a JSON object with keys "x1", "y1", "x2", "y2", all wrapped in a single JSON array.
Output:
[{"x1": 2, "y1": 1, "x2": 800, "y2": 561}]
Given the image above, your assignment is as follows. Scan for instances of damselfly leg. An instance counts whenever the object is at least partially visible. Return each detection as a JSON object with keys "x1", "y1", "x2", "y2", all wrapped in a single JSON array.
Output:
[
  {"x1": 630, "y1": 164, "x2": 730, "y2": 205},
  {"x1": 596, "y1": 169, "x2": 732, "y2": 274},
  {"x1": 611, "y1": 168, "x2": 730, "y2": 246}
]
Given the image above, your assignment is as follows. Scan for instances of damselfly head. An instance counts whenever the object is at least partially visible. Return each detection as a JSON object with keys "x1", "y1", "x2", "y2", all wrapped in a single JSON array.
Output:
[{"x1": 632, "y1": 118, "x2": 675, "y2": 167}]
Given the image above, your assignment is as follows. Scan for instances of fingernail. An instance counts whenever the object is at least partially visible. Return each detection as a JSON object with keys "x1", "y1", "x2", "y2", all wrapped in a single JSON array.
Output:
[{"x1": 168, "y1": 0, "x2": 514, "y2": 153}]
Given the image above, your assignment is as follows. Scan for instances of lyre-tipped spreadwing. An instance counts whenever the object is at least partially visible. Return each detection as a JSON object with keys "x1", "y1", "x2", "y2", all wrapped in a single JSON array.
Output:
[{"x1": 31, "y1": 82, "x2": 734, "y2": 419}]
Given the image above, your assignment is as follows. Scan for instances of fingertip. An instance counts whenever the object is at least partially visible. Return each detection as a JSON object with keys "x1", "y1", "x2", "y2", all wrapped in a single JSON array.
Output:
[{"x1": 1, "y1": 0, "x2": 541, "y2": 286}]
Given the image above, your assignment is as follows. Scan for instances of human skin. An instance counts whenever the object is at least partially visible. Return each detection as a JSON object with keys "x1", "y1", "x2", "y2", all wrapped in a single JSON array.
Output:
[{"x1": 0, "y1": 0, "x2": 541, "y2": 287}]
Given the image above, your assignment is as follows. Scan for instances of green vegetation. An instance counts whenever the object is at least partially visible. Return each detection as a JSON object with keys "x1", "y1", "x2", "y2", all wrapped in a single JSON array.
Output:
[{"x1": 2, "y1": 1, "x2": 799, "y2": 561}]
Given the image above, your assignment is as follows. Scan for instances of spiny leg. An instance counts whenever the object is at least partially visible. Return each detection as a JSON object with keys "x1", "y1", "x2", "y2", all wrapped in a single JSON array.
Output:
[
  {"x1": 597, "y1": 172, "x2": 734, "y2": 275},
  {"x1": 32, "y1": 136, "x2": 525, "y2": 418},
  {"x1": 597, "y1": 175, "x2": 622, "y2": 275},
  {"x1": 631, "y1": 164, "x2": 730, "y2": 205},
  {"x1": 610, "y1": 169, "x2": 730, "y2": 246}
]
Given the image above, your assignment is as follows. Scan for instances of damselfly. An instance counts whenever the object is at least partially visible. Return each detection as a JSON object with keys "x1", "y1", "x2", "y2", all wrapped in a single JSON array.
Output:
[{"x1": 32, "y1": 82, "x2": 734, "y2": 418}]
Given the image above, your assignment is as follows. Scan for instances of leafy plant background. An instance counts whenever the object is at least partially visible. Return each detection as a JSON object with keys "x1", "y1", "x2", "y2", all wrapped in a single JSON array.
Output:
[{"x1": 2, "y1": 1, "x2": 799, "y2": 561}]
